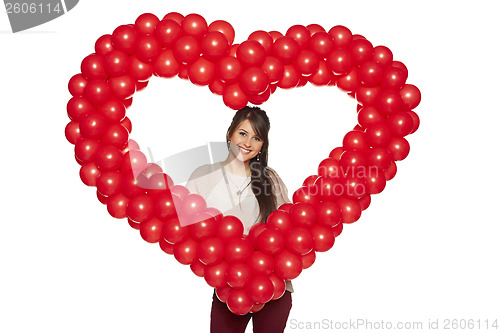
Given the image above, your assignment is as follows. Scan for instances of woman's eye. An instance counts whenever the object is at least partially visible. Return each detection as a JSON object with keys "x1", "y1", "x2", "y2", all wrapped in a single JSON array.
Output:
[
  {"x1": 239, "y1": 132, "x2": 246, "y2": 136},
  {"x1": 254, "y1": 137, "x2": 261, "y2": 141}
]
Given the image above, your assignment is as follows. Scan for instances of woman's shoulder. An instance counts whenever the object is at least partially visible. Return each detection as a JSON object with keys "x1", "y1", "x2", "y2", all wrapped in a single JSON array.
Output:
[{"x1": 189, "y1": 162, "x2": 222, "y2": 179}]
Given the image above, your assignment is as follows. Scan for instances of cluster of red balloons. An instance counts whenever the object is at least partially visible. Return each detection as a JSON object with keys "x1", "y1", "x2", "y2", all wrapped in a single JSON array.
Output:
[{"x1": 64, "y1": 11, "x2": 421, "y2": 316}]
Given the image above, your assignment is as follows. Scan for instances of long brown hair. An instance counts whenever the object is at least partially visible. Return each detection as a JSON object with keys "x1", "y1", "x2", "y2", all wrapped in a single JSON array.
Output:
[{"x1": 226, "y1": 106, "x2": 277, "y2": 223}]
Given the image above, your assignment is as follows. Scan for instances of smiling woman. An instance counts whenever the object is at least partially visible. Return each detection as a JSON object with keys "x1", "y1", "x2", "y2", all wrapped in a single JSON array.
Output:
[{"x1": 185, "y1": 106, "x2": 294, "y2": 333}]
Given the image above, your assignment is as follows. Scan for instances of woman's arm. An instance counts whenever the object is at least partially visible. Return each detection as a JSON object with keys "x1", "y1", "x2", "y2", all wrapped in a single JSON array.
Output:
[{"x1": 266, "y1": 167, "x2": 291, "y2": 208}]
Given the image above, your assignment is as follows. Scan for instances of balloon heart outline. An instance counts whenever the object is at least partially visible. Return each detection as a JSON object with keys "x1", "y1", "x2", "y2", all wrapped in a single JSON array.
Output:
[{"x1": 65, "y1": 12, "x2": 421, "y2": 316}]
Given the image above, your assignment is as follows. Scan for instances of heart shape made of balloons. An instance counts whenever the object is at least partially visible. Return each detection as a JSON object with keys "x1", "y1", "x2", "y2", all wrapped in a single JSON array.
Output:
[{"x1": 65, "y1": 12, "x2": 421, "y2": 315}]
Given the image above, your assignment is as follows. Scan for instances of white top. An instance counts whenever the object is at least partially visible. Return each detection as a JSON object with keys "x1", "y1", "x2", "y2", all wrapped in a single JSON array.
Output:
[{"x1": 185, "y1": 162, "x2": 294, "y2": 293}]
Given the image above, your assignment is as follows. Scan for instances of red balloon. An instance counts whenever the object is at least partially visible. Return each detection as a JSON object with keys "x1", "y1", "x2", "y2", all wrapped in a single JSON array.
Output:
[
  {"x1": 215, "y1": 56, "x2": 242, "y2": 84},
  {"x1": 266, "y1": 210, "x2": 292, "y2": 233},
  {"x1": 201, "y1": 31, "x2": 229, "y2": 61},
  {"x1": 75, "y1": 137, "x2": 101, "y2": 164},
  {"x1": 173, "y1": 36, "x2": 201, "y2": 64},
  {"x1": 301, "y1": 250, "x2": 316, "y2": 269},
  {"x1": 101, "y1": 124, "x2": 129, "y2": 149},
  {"x1": 247, "y1": 86, "x2": 271, "y2": 105},
  {"x1": 307, "y1": 24, "x2": 326, "y2": 35},
  {"x1": 216, "y1": 215, "x2": 244, "y2": 240},
  {"x1": 224, "y1": 237, "x2": 253, "y2": 264},
  {"x1": 407, "y1": 110, "x2": 420, "y2": 134},
  {"x1": 95, "y1": 145, "x2": 123, "y2": 171},
  {"x1": 215, "y1": 285, "x2": 231, "y2": 303},
  {"x1": 332, "y1": 221, "x2": 344, "y2": 237},
  {"x1": 373, "y1": 46, "x2": 393, "y2": 67},
  {"x1": 135, "y1": 35, "x2": 162, "y2": 63},
  {"x1": 310, "y1": 224, "x2": 335, "y2": 252},
  {"x1": 208, "y1": 20, "x2": 235, "y2": 45},
  {"x1": 248, "y1": 222, "x2": 267, "y2": 248},
  {"x1": 140, "y1": 216, "x2": 164, "y2": 243},
  {"x1": 349, "y1": 38, "x2": 374, "y2": 65},
  {"x1": 226, "y1": 262, "x2": 252, "y2": 288},
  {"x1": 227, "y1": 288, "x2": 253, "y2": 315},
  {"x1": 336, "y1": 197, "x2": 362, "y2": 224},
  {"x1": 309, "y1": 60, "x2": 333, "y2": 86},
  {"x1": 318, "y1": 157, "x2": 342, "y2": 178},
  {"x1": 375, "y1": 90, "x2": 404, "y2": 116},
  {"x1": 103, "y1": 50, "x2": 130, "y2": 77},
  {"x1": 336, "y1": 67, "x2": 359, "y2": 93},
  {"x1": 343, "y1": 175, "x2": 367, "y2": 199},
  {"x1": 68, "y1": 73, "x2": 88, "y2": 97},
  {"x1": 162, "y1": 12, "x2": 183, "y2": 25},
  {"x1": 181, "y1": 13, "x2": 207, "y2": 39},
  {"x1": 188, "y1": 57, "x2": 216, "y2": 86},
  {"x1": 237, "y1": 40, "x2": 267, "y2": 67},
  {"x1": 292, "y1": 186, "x2": 320, "y2": 204},
  {"x1": 109, "y1": 75, "x2": 136, "y2": 100},
  {"x1": 365, "y1": 123, "x2": 392, "y2": 147},
  {"x1": 79, "y1": 112, "x2": 109, "y2": 140},
  {"x1": 146, "y1": 173, "x2": 174, "y2": 197},
  {"x1": 268, "y1": 273, "x2": 286, "y2": 300},
  {"x1": 190, "y1": 213, "x2": 217, "y2": 241},
  {"x1": 248, "y1": 30, "x2": 273, "y2": 54},
  {"x1": 155, "y1": 19, "x2": 182, "y2": 48},
  {"x1": 261, "y1": 56, "x2": 284, "y2": 84},
  {"x1": 112, "y1": 25, "x2": 138, "y2": 55},
  {"x1": 247, "y1": 250, "x2": 274, "y2": 276},
  {"x1": 328, "y1": 25, "x2": 353, "y2": 48},
  {"x1": 96, "y1": 190, "x2": 108, "y2": 205},
  {"x1": 80, "y1": 162, "x2": 101, "y2": 186},
  {"x1": 247, "y1": 275, "x2": 274, "y2": 304},
  {"x1": 162, "y1": 217, "x2": 190, "y2": 245},
  {"x1": 98, "y1": 98, "x2": 126, "y2": 123},
  {"x1": 387, "y1": 137, "x2": 410, "y2": 161},
  {"x1": 357, "y1": 105, "x2": 384, "y2": 129},
  {"x1": 223, "y1": 83, "x2": 248, "y2": 110},
  {"x1": 315, "y1": 200, "x2": 342, "y2": 228},
  {"x1": 277, "y1": 64, "x2": 300, "y2": 89},
  {"x1": 294, "y1": 50, "x2": 319, "y2": 76},
  {"x1": 257, "y1": 228, "x2": 285, "y2": 255},
  {"x1": 209, "y1": 79, "x2": 225, "y2": 95},
  {"x1": 274, "y1": 249, "x2": 302, "y2": 280},
  {"x1": 285, "y1": 227, "x2": 314, "y2": 255},
  {"x1": 173, "y1": 237, "x2": 198, "y2": 265},
  {"x1": 364, "y1": 169, "x2": 387, "y2": 194},
  {"x1": 269, "y1": 31, "x2": 283, "y2": 42},
  {"x1": 359, "y1": 194, "x2": 371, "y2": 210},
  {"x1": 339, "y1": 149, "x2": 367, "y2": 176},
  {"x1": 155, "y1": 191, "x2": 179, "y2": 219},
  {"x1": 154, "y1": 49, "x2": 180, "y2": 78},
  {"x1": 197, "y1": 237, "x2": 225, "y2": 265},
  {"x1": 204, "y1": 260, "x2": 229, "y2": 288},
  {"x1": 309, "y1": 32, "x2": 334, "y2": 57},
  {"x1": 94, "y1": 34, "x2": 113, "y2": 56},
  {"x1": 381, "y1": 65, "x2": 407, "y2": 90},
  {"x1": 342, "y1": 130, "x2": 369, "y2": 152},
  {"x1": 190, "y1": 259, "x2": 205, "y2": 277},
  {"x1": 81, "y1": 53, "x2": 108, "y2": 80},
  {"x1": 239, "y1": 67, "x2": 269, "y2": 95},
  {"x1": 135, "y1": 13, "x2": 159, "y2": 35},
  {"x1": 83, "y1": 79, "x2": 112, "y2": 105},
  {"x1": 96, "y1": 170, "x2": 122, "y2": 197},
  {"x1": 358, "y1": 60, "x2": 384, "y2": 87},
  {"x1": 400, "y1": 84, "x2": 421, "y2": 110},
  {"x1": 356, "y1": 86, "x2": 381, "y2": 107},
  {"x1": 65, "y1": 121, "x2": 81, "y2": 145},
  {"x1": 272, "y1": 36, "x2": 300, "y2": 64},
  {"x1": 384, "y1": 161, "x2": 397, "y2": 180},
  {"x1": 329, "y1": 147, "x2": 344, "y2": 161},
  {"x1": 159, "y1": 238, "x2": 175, "y2": 254},
  {"x1": 286, "y1": 25, "x2": 311, "y2": 49},
  {"x1": 386, "y1": 111, "x2": 414, "y2": 137},
  {"x1": 289, "y1": 202, "x2": 317, "y2": 228},
  {"x1": 127, "y1": 193, "x2": 154, "y2": 223},
  {"x1": 106, "y1": 192, "x2": 129, "y2": 218},
  {"x1": 365, "y1": 147, "x2": 392, "y2": 170},
  {"x1": 128, "y1": 55, "x2": 153, "y2": 81}
]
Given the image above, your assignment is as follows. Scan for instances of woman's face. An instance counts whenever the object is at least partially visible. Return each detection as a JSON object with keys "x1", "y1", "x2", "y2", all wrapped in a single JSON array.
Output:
[{"x1": 227, "y1": 119, "x2": 264, "y2": 163}]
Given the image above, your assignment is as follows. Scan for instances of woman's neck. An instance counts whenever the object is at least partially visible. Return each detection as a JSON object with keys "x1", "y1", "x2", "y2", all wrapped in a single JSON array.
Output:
[{"x1": 221, "y1": 157, "x2": 251, "y2": 177}]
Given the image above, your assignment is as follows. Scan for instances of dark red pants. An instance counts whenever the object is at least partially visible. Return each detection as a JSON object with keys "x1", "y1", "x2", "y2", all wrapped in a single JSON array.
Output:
[{"x1": 210, "y1": 291, "x2": 292, "y2": 333}]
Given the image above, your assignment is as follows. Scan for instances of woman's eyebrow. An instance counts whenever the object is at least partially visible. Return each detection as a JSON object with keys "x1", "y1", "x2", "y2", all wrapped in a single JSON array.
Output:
[{"x1": 238, "y1": 128, "x2": 249, "y2": 133}]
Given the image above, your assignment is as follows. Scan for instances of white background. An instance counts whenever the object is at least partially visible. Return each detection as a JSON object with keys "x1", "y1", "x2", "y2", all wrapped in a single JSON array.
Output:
[{"x1": 1, "y1": 1, "x2": 499, "y2": 332}]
